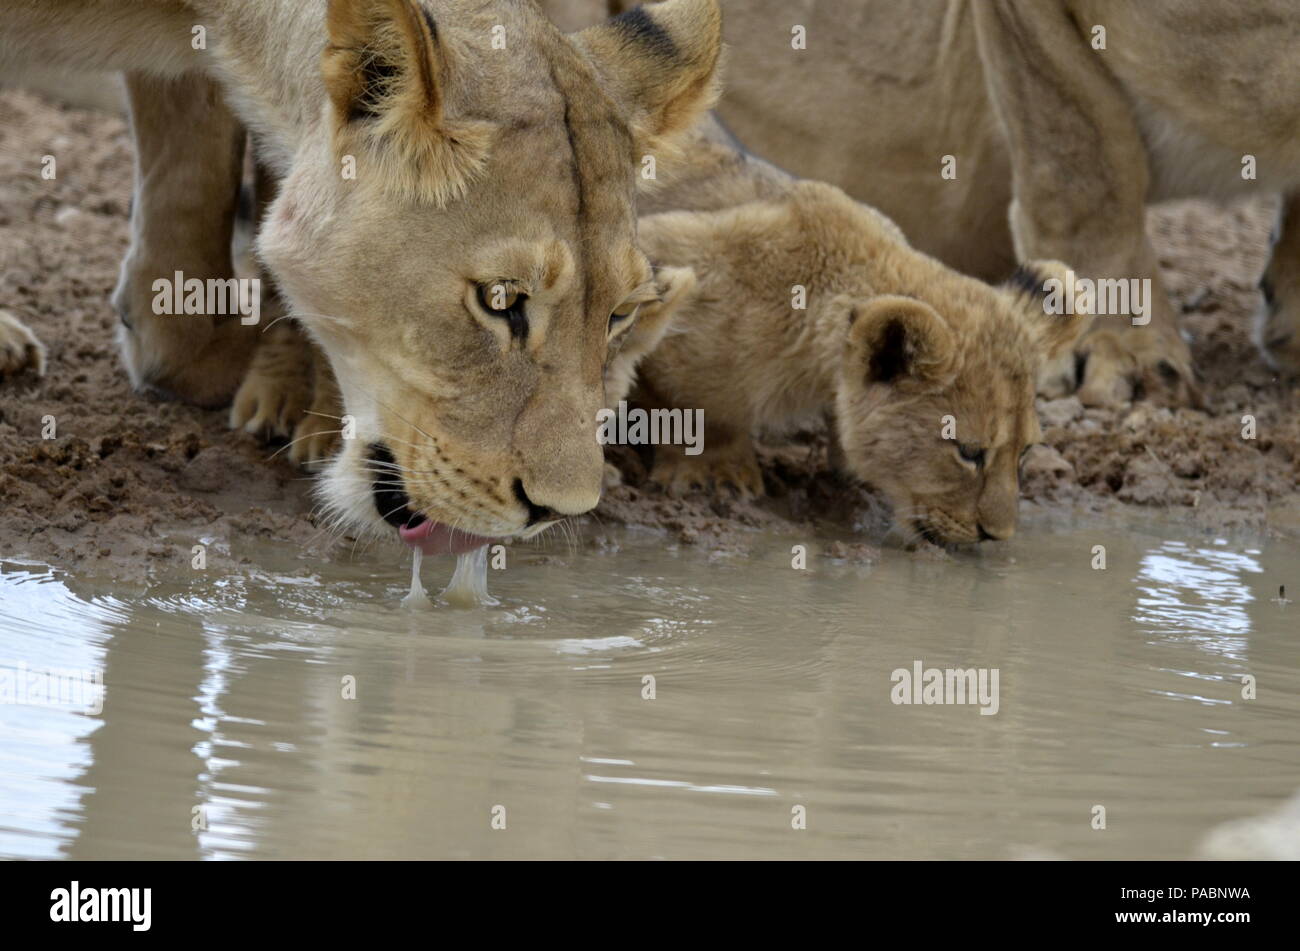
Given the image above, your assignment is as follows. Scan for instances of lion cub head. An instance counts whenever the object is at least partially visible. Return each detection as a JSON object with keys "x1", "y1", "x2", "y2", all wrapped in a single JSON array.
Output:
[
  {"x1": 834, "y1": 261, "x2": 1088, "y2": 546},
  {"x1": 255, "y1": 0, "x2": 722, "y2": 553}
]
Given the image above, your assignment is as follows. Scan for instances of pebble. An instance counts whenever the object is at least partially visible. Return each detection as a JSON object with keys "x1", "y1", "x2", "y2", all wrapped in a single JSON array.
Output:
[{"x1": 1037, "y1": 396, "x2": 1084, "y2": 428}]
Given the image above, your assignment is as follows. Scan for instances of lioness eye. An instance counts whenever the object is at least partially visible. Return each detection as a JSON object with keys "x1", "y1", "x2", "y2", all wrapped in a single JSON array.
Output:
[
  {"x1": 608, "y1": 301, "x2": 639, "y2": 333},
  {"x1": 477, "y1": 283, "x2": 528, "y2": 339},
  {"x1": 958, "y1": 443, "x2": 986, "y2": 467}
]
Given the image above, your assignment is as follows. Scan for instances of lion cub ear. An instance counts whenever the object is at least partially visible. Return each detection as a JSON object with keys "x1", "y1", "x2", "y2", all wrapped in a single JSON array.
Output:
[
  {"x1": 576, "y1": 0, "x2": 723, "y2": 164},
  {"x1": 843, "y1": 295, "x2": 956, "y2": 388},
  {"x1": 322, "y1": 0, "x2": 494, "y2": 205},
  {"x1": 1002, "y1": 259, "x2": 1094, "y2": 361}
]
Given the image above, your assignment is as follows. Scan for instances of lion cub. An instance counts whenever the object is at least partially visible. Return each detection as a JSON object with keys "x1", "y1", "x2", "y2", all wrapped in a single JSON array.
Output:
[{"x1": 630, "y1": 181, "x2": 1090, "y2": 545}]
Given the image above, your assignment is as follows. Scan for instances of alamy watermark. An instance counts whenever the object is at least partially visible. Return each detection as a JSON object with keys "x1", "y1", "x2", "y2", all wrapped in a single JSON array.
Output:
[
  {"x1": 1041, "y1": 268, "x2": 1151, "y2": 326},
  {"x1": 597, "y1": 400, "x2": 704, "y2": 456},
  {"x1": 891, "y1": 661, "x2": 999, "y2": 715},
  {"x1": 0, "y1": 662, "x2": 104, "y2": 714},
  {"x1": 151, "y1": 271, "x2": 260, "y2": 325},
  {"x1": 50, "y1": 882, "x2": 150, "y2": 931}
]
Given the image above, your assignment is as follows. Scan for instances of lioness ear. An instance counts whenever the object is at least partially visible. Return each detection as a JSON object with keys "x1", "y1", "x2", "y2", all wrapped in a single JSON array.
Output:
[
  {"x1": 843, "y1": 295, "x2": 956, "y2": 387},
  {"x1": 575, "y1": 0, "x2": 723, "y2": 162},
  {"x1": 1003, "y1": 259, "x2": 1093, "y2": 360},
  {"x1": 322, "y1": 0, "x2": 493, "y2": 205}
]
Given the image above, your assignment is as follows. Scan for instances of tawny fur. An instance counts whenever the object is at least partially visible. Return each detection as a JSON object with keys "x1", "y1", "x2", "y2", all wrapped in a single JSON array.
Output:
[
  {"x1": 632, "y1": 181, "x2": 1090, "y2": 545},
  {"x1": 0, "y1": 0, "x2": 725, "y2": 547},
  {"x1": 542, "y1": 0, "x2": 1300, "y2": 405}
]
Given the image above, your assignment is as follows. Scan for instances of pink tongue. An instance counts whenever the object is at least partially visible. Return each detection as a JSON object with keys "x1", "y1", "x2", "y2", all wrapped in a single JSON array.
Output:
[{"x1": 398, "y1": 520, "x2": 494, "y2": 556}]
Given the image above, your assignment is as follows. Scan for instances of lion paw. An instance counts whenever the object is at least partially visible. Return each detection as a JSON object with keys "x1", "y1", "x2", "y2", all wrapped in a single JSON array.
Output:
[
  {"x1": 0, "y1": 310, "x2": 46, "y2": 380},
  {"x1": 288, "y1": 411, "x2": 341, "y2": 467},
  {"x1": 650, "y1": 447, "x2": 764, "y2": 499},
  {"x1": 229, "y1": 363, "x2": 309, "y2": 440},
  {"x1": 1048, "y1": 326, "x2": 1202, "y2": 409},
  {"x1": 229, "y1": 325, "x2": 312, "y2": 440}
]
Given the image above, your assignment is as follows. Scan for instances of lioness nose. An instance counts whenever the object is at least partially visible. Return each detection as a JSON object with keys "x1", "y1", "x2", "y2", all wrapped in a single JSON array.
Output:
[
  {"x1": 978, "y1": 522, "x2": 1013, "y2": 542},
  {"x1": 513, "y1": 480, "x2": 558, "y2": 526},
  {"x1": 513, "y1": 477, "x2": 598, "y2": 520}
]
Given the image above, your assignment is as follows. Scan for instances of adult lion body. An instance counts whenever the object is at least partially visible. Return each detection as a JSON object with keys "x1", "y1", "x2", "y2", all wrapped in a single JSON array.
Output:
[
  {"x1": 1, "y1": 0, "x2": 725, "y2": 554},
  {"x1": 546, "y1": 0, "x2": 1300, "y2": 405},
  {"x1": 719, "y1": 0, "x2": 1300, "y2": 405}
]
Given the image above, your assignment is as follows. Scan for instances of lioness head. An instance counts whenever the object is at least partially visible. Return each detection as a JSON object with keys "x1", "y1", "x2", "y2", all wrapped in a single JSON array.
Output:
[
  {"x1": 256, "y1": 0, "x2": 722, "y2": 554},
  {"x1": 833, "y1": 261, "x2": 1088, "y2": 546}
]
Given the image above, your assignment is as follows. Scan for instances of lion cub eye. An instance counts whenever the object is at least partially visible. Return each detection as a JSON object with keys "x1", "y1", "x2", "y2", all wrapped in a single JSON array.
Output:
[
  {"x1": 608, "y1": 301, "x2": 639, "y2": 334},
  {"x1": 477, "y1": 283, "x2": 528, "y2": 339},
  {"x1": 957, "y1": 443, "x2": 986, "y2": 468}
]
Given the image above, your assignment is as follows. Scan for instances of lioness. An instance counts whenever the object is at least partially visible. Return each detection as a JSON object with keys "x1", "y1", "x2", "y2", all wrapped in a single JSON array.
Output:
[
  {"x1": 547, "y1": 0, "x2": 1300, "y2": 408},
  {"x1": 1, "y1": 0, "x2": 724, "y2": 554},
  {"x1": 631, "y1": 178, "x2": 1086, "y2": 545}
]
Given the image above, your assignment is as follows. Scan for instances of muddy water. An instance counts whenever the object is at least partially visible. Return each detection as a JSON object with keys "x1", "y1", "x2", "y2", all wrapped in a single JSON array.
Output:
[{"x1": 1, "y1": 517, "x2": 1297, "y2": 860}]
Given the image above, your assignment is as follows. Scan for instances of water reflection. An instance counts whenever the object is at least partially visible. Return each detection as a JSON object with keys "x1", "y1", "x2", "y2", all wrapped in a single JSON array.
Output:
[
  {"x1": 1133, "y1": 540, "x2": 1262, "y2": 652},
  {"x1": 0, "y1": 567, "x2": 108, "y2": 858},
  {"x1": 1, "y1": 527, "x2": 1298, "y2": 860}
]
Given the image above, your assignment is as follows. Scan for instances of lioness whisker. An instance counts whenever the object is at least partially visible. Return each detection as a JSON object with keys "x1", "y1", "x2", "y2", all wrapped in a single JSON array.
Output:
[
  {"x1": 261, "y1": 310, "x2": 348, "y2": 335},
  {"x1": 267, "y1": 428, "x2": 344, "y2": 461}
]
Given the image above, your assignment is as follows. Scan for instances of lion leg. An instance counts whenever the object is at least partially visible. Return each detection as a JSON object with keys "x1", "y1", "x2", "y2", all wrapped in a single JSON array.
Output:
[
  {"x1": 973, "y1": 2, "x2": 1201, "y2": 408},
  {"x1": 112, "y1": 72, "x2": 256, "y2": 408},
  {"x1": 227, "y1": 156, "x2": 339, "y2": 466},
  {"x1": 1255, "y1": 191, "x2": 1300, "y2": 376}
]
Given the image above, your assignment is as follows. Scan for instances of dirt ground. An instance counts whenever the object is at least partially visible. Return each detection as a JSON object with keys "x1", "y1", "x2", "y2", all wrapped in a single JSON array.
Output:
[{"x1": 2, "y1": 88, "x2": 1298, "y2": 580}]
